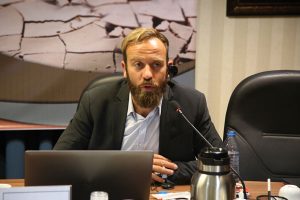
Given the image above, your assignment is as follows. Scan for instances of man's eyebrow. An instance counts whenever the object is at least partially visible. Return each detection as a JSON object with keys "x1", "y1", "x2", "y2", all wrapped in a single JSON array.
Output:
[
  {"x1": 128, "y1": 57, "x2": 144, "y2": 63},
  {"x1": 129, "y1": 58, "x2": 164, "y2": 62},
  {"x1": 152, "y1": 59, "x2": 164, "y2": 63}
]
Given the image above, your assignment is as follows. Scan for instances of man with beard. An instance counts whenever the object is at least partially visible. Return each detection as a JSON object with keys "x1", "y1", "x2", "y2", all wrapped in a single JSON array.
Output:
[{"x1": 54, "y1": 28, "x2": 222, "y2": 185}]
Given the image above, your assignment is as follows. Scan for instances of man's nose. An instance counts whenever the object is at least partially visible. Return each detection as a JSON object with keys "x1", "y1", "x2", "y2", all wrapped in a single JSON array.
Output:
[{"x1": 143, "y1": 65, "x2": 153, "y2": 80}]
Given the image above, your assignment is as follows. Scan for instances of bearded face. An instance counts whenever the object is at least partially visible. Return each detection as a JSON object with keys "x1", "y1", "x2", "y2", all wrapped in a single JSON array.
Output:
[
  {"x1": 127, "y1": 73, "x2": 167, "y2": 108},
  {"x1": 122, "y1": 38, "x2": 169, "y2": 110}
]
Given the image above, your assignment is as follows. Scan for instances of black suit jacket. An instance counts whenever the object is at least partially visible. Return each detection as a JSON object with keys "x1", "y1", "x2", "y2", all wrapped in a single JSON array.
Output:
[{"x1": 54, "y1": 78, "x2": 222, "y2": 184}]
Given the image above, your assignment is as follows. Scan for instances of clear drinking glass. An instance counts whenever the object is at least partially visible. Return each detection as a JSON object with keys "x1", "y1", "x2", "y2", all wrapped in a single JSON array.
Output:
[{"x1": 90, "y1": 191, "x2": 109, "y2": 200}]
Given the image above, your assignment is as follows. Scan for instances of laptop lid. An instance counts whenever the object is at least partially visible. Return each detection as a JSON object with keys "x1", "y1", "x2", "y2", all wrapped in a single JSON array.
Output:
[{"x1": 25, "y1": 150, "x2": 153, "y2": 200}]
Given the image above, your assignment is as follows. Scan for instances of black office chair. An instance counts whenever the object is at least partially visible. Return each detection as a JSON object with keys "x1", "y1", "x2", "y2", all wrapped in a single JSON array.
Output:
[
  {"x1": 224, "y1": 70, "x2": 300, "y2": 186},
  {"x1": 77, "y1": 75, "x2": 124, "y2": 110}
]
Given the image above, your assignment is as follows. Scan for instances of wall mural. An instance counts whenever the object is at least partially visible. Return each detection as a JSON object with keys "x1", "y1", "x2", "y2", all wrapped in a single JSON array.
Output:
[{"x1": 0, "y1": 0, "x2": 196, "y2": 125}]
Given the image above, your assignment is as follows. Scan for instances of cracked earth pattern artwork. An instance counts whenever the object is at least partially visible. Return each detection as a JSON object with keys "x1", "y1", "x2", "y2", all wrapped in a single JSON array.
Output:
[{"x1": 0, "y1": 0, "x2": 196, "y2": 75}]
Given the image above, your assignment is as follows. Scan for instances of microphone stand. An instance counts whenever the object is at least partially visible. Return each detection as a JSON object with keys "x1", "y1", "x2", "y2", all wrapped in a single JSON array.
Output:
[{"x1": 231, "y1": 166, "x2": 247, "y2": 199}]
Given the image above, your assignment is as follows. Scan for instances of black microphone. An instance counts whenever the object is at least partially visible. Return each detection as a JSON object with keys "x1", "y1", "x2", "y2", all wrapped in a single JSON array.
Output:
[
  {"x1": 170, "y1": 100, "x2": 214, "y2": 148},
  {"x1": 170, "y1": 100, "x2": 248, "y2": 199},
  {"x1": 168, "y1": 64, "x2": 178, "y2": 78}
]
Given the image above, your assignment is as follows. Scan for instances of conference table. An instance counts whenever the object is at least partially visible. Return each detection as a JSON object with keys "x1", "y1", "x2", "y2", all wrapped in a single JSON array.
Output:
[{"x1": 0, "y1": 179, "x2": 284, "y2": 200}]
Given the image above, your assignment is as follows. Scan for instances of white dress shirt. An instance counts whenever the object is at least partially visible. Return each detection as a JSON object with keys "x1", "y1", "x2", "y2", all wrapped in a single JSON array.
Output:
[{"x1": 121, "y1": 93, "x2": 162, "y2": 153}]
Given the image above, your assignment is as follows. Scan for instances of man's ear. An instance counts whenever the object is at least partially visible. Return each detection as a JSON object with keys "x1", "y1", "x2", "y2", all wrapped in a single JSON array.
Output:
[
  {"x1": 167, "y1": 60, "x2": 173, "y2": 75},
  {"x1": 121, "y1": 61, "x2": 127, "y2": 78}
]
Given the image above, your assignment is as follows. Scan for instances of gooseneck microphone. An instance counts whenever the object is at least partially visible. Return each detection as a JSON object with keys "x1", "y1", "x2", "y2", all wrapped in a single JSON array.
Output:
[
  {"x1": 170, "y1": 100, "x2": 213, "y2": 148},
  {"x1": 169, "y1": 100, "x2": 248, "y2": 200}
]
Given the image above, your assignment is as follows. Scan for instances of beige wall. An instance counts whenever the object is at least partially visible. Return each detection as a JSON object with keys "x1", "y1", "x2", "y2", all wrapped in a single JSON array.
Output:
[{"x1": 196, "y1": 0, "x2": 300, "y2": 137}]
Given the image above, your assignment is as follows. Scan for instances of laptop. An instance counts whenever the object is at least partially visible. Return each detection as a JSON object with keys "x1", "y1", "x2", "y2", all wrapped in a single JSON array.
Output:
[{"x1": 25, "y1": 150, "x2": 153, "y2": 200}]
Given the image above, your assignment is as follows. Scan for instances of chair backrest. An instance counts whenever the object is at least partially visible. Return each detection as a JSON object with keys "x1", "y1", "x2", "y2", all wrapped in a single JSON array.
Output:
[
  {"x1": 77, "y1": 75, "x2": 124, "y2": 109},
  {"x1": 224, "y1": 70, "x2": 300, "y2": 185}
]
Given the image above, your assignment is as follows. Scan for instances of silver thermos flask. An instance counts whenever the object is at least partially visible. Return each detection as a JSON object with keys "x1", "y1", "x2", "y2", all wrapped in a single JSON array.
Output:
[{"x1": 191, "y1": 147, "x2": 235, "y2": 200}]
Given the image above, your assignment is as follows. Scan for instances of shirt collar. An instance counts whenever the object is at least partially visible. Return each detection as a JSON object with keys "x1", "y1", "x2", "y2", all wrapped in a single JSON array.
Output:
[{"x1": 127, "y1": 92, "x2": 162, "y2": 118}]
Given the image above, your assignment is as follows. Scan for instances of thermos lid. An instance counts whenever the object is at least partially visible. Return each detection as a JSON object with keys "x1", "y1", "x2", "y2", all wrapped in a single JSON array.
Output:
[{"x1": 199, "y1": 147, "x2": 230, "y2": 166}]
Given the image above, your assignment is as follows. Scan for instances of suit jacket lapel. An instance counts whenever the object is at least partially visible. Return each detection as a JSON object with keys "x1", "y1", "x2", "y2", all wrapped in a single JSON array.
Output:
[
  {"x1": 159, "y1": 81, "x2": 177, "y2": 154},
  {"x1": 107, "y1": 80, "x2": 129, "y2": 149}
]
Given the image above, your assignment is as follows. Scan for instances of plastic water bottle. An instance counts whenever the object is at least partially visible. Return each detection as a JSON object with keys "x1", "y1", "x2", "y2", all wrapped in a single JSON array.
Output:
[{"x1": 223, "y1": 130, "x2": 240, "y2": 183}]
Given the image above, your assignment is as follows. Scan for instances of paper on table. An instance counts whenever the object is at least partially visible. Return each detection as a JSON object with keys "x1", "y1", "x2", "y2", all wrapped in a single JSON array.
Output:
[
  {"x1": 0, "y1": 184, "x2": 11, "y2": 188},
  {"x1": 152, "y1": 191, "x2": 190, "y2": 200}
]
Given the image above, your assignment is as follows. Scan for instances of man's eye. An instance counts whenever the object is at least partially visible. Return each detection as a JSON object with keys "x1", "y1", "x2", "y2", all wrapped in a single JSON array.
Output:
[
  {"x1": 152, "y1": 62, "x2": 162, "y2": 68},
  {"x1": 134, "y1": 62, "x2": 143, "y2": 68}
]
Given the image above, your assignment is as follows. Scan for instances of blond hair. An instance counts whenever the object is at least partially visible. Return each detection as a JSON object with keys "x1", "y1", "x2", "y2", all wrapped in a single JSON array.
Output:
[{"x1": 121, "y1": 27, "x2": 169, "y2": 64}]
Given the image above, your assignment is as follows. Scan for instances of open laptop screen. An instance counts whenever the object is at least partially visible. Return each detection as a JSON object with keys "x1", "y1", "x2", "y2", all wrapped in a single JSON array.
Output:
[{"x1": 25, "y1": 150, "x2": 153, "y2": 200}]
